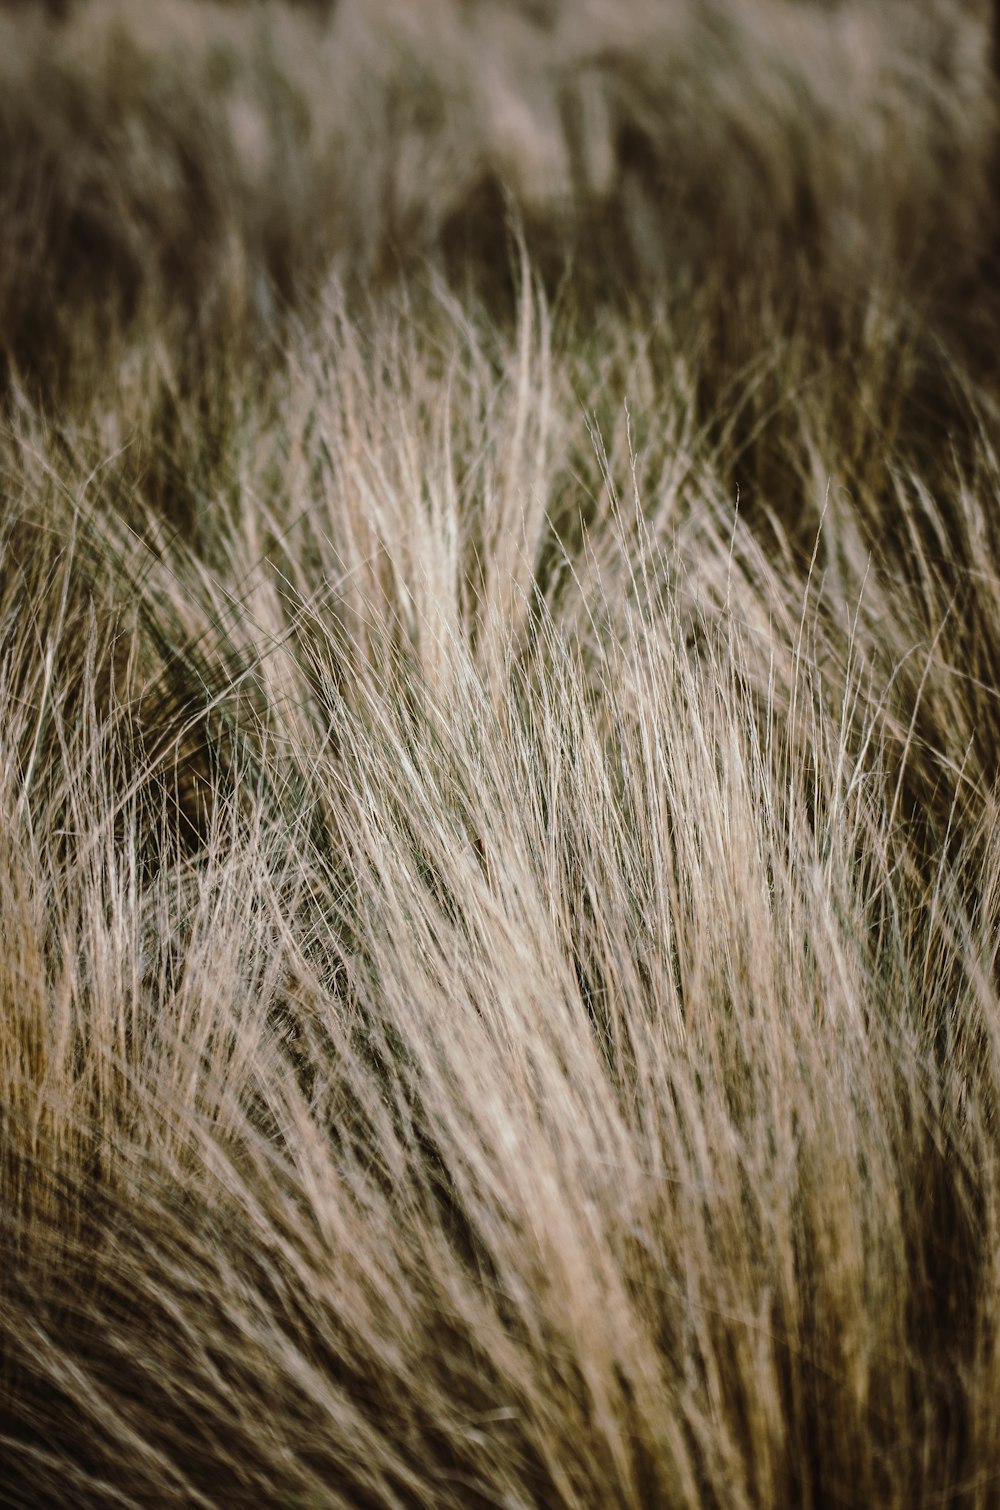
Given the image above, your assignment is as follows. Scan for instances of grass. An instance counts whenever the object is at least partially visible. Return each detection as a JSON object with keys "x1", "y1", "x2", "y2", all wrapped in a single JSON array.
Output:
[{"x1": 4, "y1": 1, "x2": 1000, "y2": 1505}]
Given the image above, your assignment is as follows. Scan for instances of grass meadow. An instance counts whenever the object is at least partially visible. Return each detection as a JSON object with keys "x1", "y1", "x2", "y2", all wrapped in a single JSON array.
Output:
[{"x1": 5, "y1": 1, "x2": 1000, "y2": 1504}]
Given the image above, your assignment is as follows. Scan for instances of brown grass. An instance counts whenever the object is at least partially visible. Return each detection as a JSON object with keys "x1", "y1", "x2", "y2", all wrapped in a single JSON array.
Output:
[{"x1": 4, "y1": 2, "x2": 1000, "y2": 1505}]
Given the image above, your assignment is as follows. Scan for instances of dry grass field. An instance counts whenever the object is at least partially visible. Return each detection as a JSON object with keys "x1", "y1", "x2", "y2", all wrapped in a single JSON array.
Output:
[{"x1": 5, "y1": 1, "x2": 1000, "y2": 1504}]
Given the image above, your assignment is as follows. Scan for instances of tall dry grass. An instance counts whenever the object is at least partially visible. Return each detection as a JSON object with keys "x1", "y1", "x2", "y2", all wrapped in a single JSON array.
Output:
[{"x1": 5, "y1": 1, "x2": 1000, "y2": 1505}]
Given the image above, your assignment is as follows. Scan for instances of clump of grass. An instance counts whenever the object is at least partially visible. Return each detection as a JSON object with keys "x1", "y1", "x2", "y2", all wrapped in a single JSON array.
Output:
[{"x1": 5, "y1": 2, "x2": 1000, "y2": 1506}]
